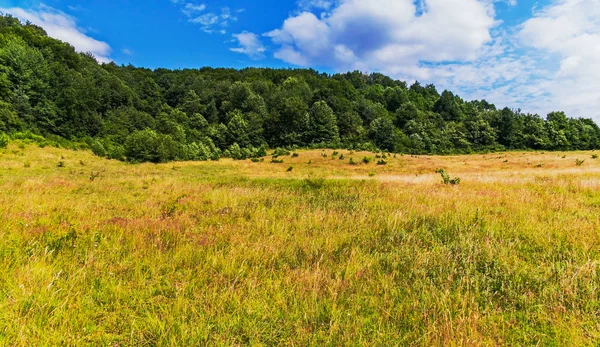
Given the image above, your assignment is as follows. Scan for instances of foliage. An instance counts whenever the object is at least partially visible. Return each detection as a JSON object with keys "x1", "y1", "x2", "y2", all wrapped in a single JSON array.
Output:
[
  {"x1": 0, "y1": 132, "x2": 8, "y2": 148},
  {"x1": 0, "y1": 15, "x2": 598, "y2": 163},
  {"x1": 436, "y1": 168, "x2": 461, "y2": 185}
]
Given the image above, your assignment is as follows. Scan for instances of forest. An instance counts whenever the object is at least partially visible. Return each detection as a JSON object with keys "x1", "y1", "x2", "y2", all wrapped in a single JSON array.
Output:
[{"x1": 1, "y1": 14, "x2": 599, "y2": 163}]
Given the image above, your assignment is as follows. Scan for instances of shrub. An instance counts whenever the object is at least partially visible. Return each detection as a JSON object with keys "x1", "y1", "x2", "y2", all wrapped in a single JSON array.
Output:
[
  {"x1": 339, "y1": 154, "x2": 345, "y2": 160},
  {"x1": 286, "y1": 166, "x2": 293, "y2": 172},
  {"x1": 576, "y1": 159, "x2": 585, "y2": 166},
  {"x1": 362, "y1": 156, "x2": 372, "y2": 164},
  {"x1": 250, "y1": 158, "x2": 260, "y2": 163},
  {"x1": 592, "y1": 154, "x2": 598, "y2": 159},
  {"x1": 0, "y1": 132, "x2": 9, "y2": 149},
  {"x1": 271, "y1": 159, "x2": 284, "y2": 164},
  {"x1": 57, "y1": 161, "x2": 65, "y2": 168},
  {"x1": 272, "y1": 148, "x2": 290, "y2": 157},
  {"x1": 292, "y1": 153, "x2": 299, "y2": 158},
  {"x1": 90, "y1": 171, "x2": 101, "y2": 181},
  {"x1": 125, "y1": 129, "x2": 180, "y2": 163},
  {"x1": 349, "y1": 158, "x2": 357, "y2": 165},
  {"x1": 377, "y1": 160, "x2": 387, "y2": 165},
  {"x1": 436, "y1": 168, "x2": 460, "y2": 185}
]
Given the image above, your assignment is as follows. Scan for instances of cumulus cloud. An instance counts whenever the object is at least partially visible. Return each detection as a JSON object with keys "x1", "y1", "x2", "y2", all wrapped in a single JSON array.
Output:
[
  {"x1": 0, "y1": 5, "x2": 112, "y2": 63},
  {"x1": 230, "y1": 31, "x2": 266, "y2": 59},
  {"x1": 265, "y1": 0, "x2": 495, "y2": 73}
]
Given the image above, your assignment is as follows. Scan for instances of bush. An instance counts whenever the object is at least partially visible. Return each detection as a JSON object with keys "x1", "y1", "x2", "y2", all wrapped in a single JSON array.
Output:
[
  {"x1": 0, "y1": 132, "x2": 8, "y2": 149},
  {"x1": 272, "y1": 148, "x2": 290, "y2": 157},
  {"x1": 125, "y1": 129, "x2": 180, "y2": 163},
  {"x1": 292, "y1": 153, "x2": 299, "y2": 158},
  {"x1": 436, "y1": 168, "x2": 460, "y2": 185},
  {"x1": 377, "y1": 160, "x2": 387, "y2": 165},
  {"x1": 576, "y1": 159, "x2": 585, "y2": 166},
  {"x1": 362, "y1": 156, "x2": 372, "y2": 164}
]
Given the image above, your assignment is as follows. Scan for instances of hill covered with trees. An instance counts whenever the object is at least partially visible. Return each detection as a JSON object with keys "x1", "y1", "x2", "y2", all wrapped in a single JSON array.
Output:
[{"x1": 1, "y1": 14, "x2": 599, "y2": 162}]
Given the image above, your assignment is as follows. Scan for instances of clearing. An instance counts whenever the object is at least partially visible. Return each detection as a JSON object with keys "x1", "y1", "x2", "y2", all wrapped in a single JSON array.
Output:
[{"x1": 1, "y1": 145, "x2": 599, "y2": 345}]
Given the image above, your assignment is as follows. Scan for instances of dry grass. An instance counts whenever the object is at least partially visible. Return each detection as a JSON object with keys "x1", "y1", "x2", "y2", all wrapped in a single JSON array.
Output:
[{"x1": 1, "y1": 144, "x2": 600, "y2": 345}]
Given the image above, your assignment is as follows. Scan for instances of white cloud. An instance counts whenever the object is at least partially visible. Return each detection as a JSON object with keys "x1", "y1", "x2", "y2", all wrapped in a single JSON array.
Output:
[
  {"x1": 265, "y1": 0, "x2": 495, "y2": 73},
  {"x1": 297, "y1": 0, "x2": 335, "y2": 11},
  {"x1": 230, "y1": 31, "x2": 266, "y2": 59},
  {"x1": 516, "y1": 0, "x2": 600, "y2": 120},
  {"x1": 171, "y1": 2, "x2": 239, "y2": 34},
  {"x1": 0, "y1": 5, "x2": 112, "y2": 63}
]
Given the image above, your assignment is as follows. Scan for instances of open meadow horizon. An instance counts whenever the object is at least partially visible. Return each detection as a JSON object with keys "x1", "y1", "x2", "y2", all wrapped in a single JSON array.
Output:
[{"x1": 1, "y1": 143, "x2": 600, "y2": 345}]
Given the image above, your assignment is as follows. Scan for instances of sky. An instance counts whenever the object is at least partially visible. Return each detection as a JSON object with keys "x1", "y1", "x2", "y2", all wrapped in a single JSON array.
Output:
[{"x1": 0, "y1": 0, "x2": 599, "y2": 121}]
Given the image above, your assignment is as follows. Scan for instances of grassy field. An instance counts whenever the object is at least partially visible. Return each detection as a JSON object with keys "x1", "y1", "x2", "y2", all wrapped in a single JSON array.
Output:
[{"x1": 1, "y1": 144, "x2": 600, "y2": 345}]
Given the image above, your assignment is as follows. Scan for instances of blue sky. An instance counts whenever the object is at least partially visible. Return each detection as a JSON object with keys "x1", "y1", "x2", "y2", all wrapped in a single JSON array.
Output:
[{"x1": 1, "y1": 0, "x2": 599, "y2": 121}]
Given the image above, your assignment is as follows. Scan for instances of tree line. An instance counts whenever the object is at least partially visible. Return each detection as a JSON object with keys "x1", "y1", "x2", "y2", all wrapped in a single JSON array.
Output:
[{"x1": 1, "y1": 15, "x2": 599, "y2": 162}]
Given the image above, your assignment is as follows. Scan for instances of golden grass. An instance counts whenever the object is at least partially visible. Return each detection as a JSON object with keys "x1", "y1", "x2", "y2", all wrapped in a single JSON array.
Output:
[{"x1": 1, "y1": 144, "x2": 600, "y2": 345}]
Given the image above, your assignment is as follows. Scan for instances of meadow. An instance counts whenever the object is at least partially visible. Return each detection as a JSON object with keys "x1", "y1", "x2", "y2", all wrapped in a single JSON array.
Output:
[{"x1": 1, "y1": 143, "x2": 600, "y2": 345}]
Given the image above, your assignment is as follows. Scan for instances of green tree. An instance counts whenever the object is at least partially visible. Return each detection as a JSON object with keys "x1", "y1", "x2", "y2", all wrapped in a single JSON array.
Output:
[
  {"x1": 370, "y1": 117, "x2": 396, "y2": 151},
  {"x1": 308, "y1": 101, "x2": 339, "y2": 144}
]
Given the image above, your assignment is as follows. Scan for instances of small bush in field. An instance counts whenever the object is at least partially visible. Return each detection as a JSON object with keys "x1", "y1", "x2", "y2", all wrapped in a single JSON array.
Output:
[
  {"x1": 251, "y1": 158, "x2": 260, "y2": 163},
  {"x1": 271, "y1": 159, "x2": 284, "y2": 164},
  {"x1": 292, "y1": 153, "x2": 299, "y2": 158},
  {"x1": 591, "y1": 154, "x2": 598, "y2": 159},
  {"x1": 576, "y1": 159, "x2": 585, "y2": 166},
  {"x1": 90, "y1": 171, "x2": 101, "y2": 181},
  {"x1": 57, "y1": 161, "x2": 65, "y2": 168},
  {"x1": 272, "y1": 148, "x2": 290, "y2": 157},
  {"x1": 321, "y1": 153, "x2": 328, "y2": 158},
  {"x1": 0, "y1": 133, "x2": 8, "y2": 149},
  {"x1": 377, "y1": 160, "x2": 387, "y2": 165},
  {"x1": 436, "y1": 168, "x2": 460, "y2": 185},
  {"x1": 332, "y1": 151, "x2": 339, "y2": 156},
  {"x1": 368, "y1": 172, "x2": 375, "y2": 177},
  {"x1": 349, "y1": 158, "x2": 357, "y2": 165},
  {"x1": 24, "y1": 161, "x2": 31, "y2": 168},
  {"x1": 339, "y1": 154, "x2": 345, "y2": 160},
  {"x1": 362, "y1": 156, "x2": 372, "y2": 164},
  {"x1": 286, "y1": 166, "x2": 293, "y2": 172}
]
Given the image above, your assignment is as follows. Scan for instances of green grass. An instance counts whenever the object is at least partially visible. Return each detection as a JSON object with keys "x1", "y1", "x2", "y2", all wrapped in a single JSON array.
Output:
[{"x1": 1, "y1": 144, "x2": 600, "y2": 345}]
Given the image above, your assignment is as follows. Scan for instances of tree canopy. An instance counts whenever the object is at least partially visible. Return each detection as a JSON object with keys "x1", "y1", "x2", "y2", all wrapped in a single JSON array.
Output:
[{"x1": 1, "y1": 14, "x2": 599, "y2": 162}]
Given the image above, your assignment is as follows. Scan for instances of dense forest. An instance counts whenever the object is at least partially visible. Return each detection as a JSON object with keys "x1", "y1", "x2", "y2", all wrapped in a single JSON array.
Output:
[{"x1": 1, "y1": 15, "x2": 599, "y2": 163}]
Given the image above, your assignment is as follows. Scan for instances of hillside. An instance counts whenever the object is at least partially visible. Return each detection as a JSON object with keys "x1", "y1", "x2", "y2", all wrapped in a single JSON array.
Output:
[{"x1": 1, "y1": 14, "x2": 600, "y2": 162}]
